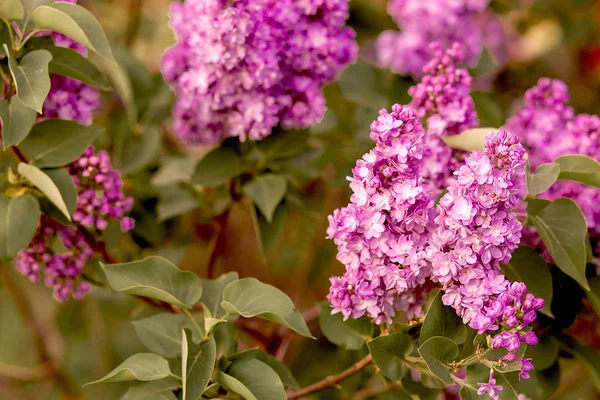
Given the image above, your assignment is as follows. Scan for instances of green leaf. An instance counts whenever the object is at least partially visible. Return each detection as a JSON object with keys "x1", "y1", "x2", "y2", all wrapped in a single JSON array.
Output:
[
  {"x1": 228, "y1": 349, "x2": 299, "y2": 390},
  {"x1": 0, "y1": 194, "x2": 40, "y2": 260},
  {"x1": 569, "y1": 346, "x2": 600, "y2": 391},
  {"x1": 0, "y1": 0, "x2": 24, "y2": 21},
  {"x1": 0, "y1": 97, "x2": 38, "y2": 148},
  {"x1": 586, "y1": 276, "x2": 600, "y2": 318},
  {"x1": 19, "y1": 119, "x2": 103, "y2": 167},
  {"x1": 417, "y1": 337, "x2": 459, "y2": 385},
  {"x1": 17, "y1": 162, "x2": 71, "y2": 220},
  {"x1": 442, "y1": 128, "x2": 498, "y2": 152},
  {"x1": 419, "y1": 291, "x2": 467, "y2": 346},
  {"x1": 527, "y1": 163, "x2": 560, "y2": 195},
  {"x1": 527, "y1": 198, "x2": 589, "y2": 290},
  {"x1": 120, "y1": 378, "x2": 180, "y2": 400},
  {"x1": 120, "y1": 125, "x2": 161, "y2": 174},
  {"x1": 46, "y1": 45, "x2": 111, "y2": 90},
  {"x1": 132, "y1": 314, "x2": 203, "y2": 358},
  {"x1": 221, "y1": 278, "x2": 313, "y2": 338},
  {"x1": 101, "y1": 256, "x2": 203, "y2": 308},
  {"x1": 318, "y1": 302, "x2": 373, "y2": 350},
  {"x1": 220, "y1": 358, "x2": 286, "y2": 400},
  {"x1": 367, "y1": 333, "x2": 412, "y2": 380},
  {"x1": 31, "y1": 3, "x2": 115, "y2": 64},
  {"x1": 214, "y1": 371, "x2": 256, "y2": 400},
  {"x1": 242, "y1": 174, "x2": 287, "y2": 223},
  {"x1": 555, "y1": 155, "x2": 600, "y2": 188},
  {"x1": 501, "y1": 246, "x2": 553, "y2": 318},
  {"x1": 191, "y1": 147, "x2": 247, "y2": 188},
  {"x1": 15, "y1": 0, "x2": 53, "y2": 34},
  {"x1": 151, "y1": 156, "x2": 197, "y2": 187},
  {"x1": 6, "y1": 47, "x2": 52, "y2": 113},
  {"x1": 200, "y1": 272, "x2": 239, "y2": 318},
  {"x1": 256, "y1": 130, "x2": 310, "y2": 160},
  {"x1": 86, "y1": 353, "x2": 172, "y2": 385},
  {"x1": 182, "y1": 330, "x2": 215, "y2": 400},
  {"x1": 258, "y1": 202, "x2": 288, "y2": 252},
  {"x1": 44, "y1": 168, "x2": 77, "y2": 216},
  {"x1": 525, "y1": 335, "x2": 559, "y2": 371}
]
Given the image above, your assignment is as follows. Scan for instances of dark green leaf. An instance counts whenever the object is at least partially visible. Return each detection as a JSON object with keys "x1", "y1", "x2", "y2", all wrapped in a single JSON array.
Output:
[
  {"x1": 229, "y1": 349, "x2": 299, "y2": 390},
  {"x1": 527, "y1": 198, "x2": 589, "y2": 290},
  {"x1": 132, "y1": 314, "x2": 203, "y2": 358},
  {"x1": 258, "y1": 202, "x2": 288, "y2": 252},
  {"x1": 86, "y1": 353, "x2": 172, "y2": 385},
  {"x1": 367, "y1": 333, "x2": 412, "y2": 380},
  {"x1": 17, "y1": 162, "x2": 71, "y2": 220},
  {"x1": 182, "y1": 330, "x2": 215, "y2": 400},
  {"x1": 151, "y1": 156, "x2": 197, "y2": 187},
  {"x1": 419, "y1": 291, "x2": 467, "y2": 346},
  {"x1": 556, "y1": 155, "x2": 600, "y2": 188},
  {"x1": 569, "y1": 346, "x2": 600, "y2": 391},
  {"x1": 221, "y1": 278, "x2": 313, "y2": 338},
  {"x1": 120, "y1": 125, "x2": 161, "y2": 174},
  {"x1": 0, "y1": 97, "x2": 38, "y2": 148},
  {"x1": 31, "y1": 3, "x2": 115, "y2": 63},
  {"x1": 0, "y1": 194, "x2": 40, "y2": 260},
  {"x1": 101, "y1": 256, "x2": 203, "y2": 308},
  {"x1": 242, "y1": 174, "x2": 287, "y2": 223},
  {"x1": 44, "y1": 167, "x2": 77, "y2": 216},
  {"x1": 501, "y1": 246, "x2": 553, "y2": 317},
  {"x1": 191, "y1": 147, "x2": 247, "y2": 188},
  {"x1": 46, "y1": 45, "x2": 111, "y2": 90},
  {"x1": 318, "y1": 302, "x2": 373, "y2": 350},
  {"x1": 256, "y1": 130, "x2": 309, "y2": 160},
  {"x1": 527, "y1": 163, "x2": 560, "y2": 195},
  {"x1": 19, "y1": 119, "x2": 103, "y2": 167},
  {"x1": 442, "y1": 128, "x2": 497, "y2": 151},
  {"x1": 120, "y1": 378, "x2": 180, "y2": 400},
  {"x1": 586, "y1": 276, "x2": 600, "y2": 318},
  {"x1": 223, "y1": 358, "x2": 286, "y2": 400},
  {"x1": 6, "y1": 47, "x2": 52, "y2": 113},
  {"x1": 213, "y1": 322, "x2": 237, "y2": 360},
  {"x1": 525, "y1": 335, "x2": 559, "y2": 371},
  {"x1": 417, "y1": 337, "x2": 459, "y2": 385},
  {"x1": 200, "y1": 272, "x2": 239, "y2": 318},
  {"x1": 156, "y1": 185, "x2": 198, "y2": 221},
  {"x1": 0, "y1": 0, "x2": 24, "y2": 21}
]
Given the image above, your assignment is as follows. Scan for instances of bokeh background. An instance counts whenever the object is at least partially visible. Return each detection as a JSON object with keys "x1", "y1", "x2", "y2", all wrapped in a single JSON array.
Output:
[{"x1": 2, "y1": 0, "x2": 600, "y2": 398}]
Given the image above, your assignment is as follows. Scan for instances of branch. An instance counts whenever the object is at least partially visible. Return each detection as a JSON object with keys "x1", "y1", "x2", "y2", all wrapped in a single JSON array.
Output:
[{"x1": 286, "y1": 354, "x2": 373, "y2": 399}]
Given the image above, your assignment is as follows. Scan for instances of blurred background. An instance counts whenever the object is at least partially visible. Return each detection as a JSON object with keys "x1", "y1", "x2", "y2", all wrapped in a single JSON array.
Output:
[{"x1": 2, "y1": 0, "x2": 600, "y2": 399}]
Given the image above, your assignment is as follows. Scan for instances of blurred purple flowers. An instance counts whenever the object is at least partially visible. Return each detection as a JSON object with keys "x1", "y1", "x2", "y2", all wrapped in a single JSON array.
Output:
[{"x1": 161, "y1": 0, "x2": 357, "y2": 145}]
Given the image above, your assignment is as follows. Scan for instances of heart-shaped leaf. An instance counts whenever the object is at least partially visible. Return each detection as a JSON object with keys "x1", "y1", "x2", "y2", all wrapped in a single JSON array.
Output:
[
  {"x1": 6, "y1": 47, "x2": 52, "y2": 113},
  {"x1": 85, "y1": 353, "x2": 172, "y2": 385},
  {"x1": 18, "y1": 163, "x2": 71, "y2": 220},
  {"x1": 0, "y1": 194, "x2": 40, "y2": 260}
]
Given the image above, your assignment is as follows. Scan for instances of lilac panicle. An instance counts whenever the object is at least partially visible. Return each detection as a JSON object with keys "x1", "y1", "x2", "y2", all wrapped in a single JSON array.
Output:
[{"x1": 161, "y1": 0, "x2": 357, "y2": 145}]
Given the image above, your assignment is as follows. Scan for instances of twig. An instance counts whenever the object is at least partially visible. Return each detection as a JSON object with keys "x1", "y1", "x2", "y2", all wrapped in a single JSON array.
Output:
[
  {"x1": 124, "y1": 0, "x2": 143, "y2": 47},
  {"x1": 286, "y1": 354, "x2": 373, "y2": 399},
  {"x1": 9, "y1": 146, "x2": 28, "y2": 163},
  {"x1": 0, "y1": 362, "x2": 50, "y2": 381}
]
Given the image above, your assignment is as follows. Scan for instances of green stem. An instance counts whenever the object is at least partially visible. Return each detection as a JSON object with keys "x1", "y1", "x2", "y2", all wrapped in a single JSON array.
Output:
[
  {"x1": 183, "y1": 308, "x2": 204, "y2": 338},
  {"x1": 15, "y1": 30, "x2": 40, "y2": 52}
]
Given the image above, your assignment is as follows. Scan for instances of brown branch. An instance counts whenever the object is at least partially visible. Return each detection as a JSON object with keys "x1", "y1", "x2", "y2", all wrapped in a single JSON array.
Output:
[
  {"x1": 0, "y1": 362, "x2": 51, "y2": 381},
  {"x1": 286, "y1": 354, "x2": 373, "y2": 399},
  {"x1": 9, "y1": 146, "x2": 27, "y2": 163}
]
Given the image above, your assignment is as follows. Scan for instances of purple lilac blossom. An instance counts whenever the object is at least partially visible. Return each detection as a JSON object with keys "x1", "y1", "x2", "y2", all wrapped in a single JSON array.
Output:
[
  {"x1": 375, "y1": 0, "x2": 497, "y2": 77},
  {"x1": 161, "y1": 0, "x2": 357, "y2": 145},
  {"x1": 477, "y1": 370, "x2": 503, "y2": 400},
  {"x1": 326, "y1": 104, "x2": 436, "y2": 324}
]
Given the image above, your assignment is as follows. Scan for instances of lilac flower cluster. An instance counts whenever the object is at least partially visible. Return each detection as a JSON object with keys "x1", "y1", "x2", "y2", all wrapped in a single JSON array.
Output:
[
  {"x1": 478, "y1": 370, "x2": 503, "y2": 400},
  {"x1": 40, "y1": 0, "x2": 100, "y2": 125},
  {"x1": 408, "y1": 43, "x2": 479, "y2": 188},
  {"x1": 376, "y1": 0, "x2": 506, "y2": 77},
  {"x1": 326, "y1": 105, "x2": 436, "y2": 324},
  {"x1": 16, "y1": 217, "x2": 93, "y2": 302},
  {"x1": 161, "y1": 0, "x2": 357, "y2": 145},
  {"x1": 507, "y1": 78, "x2": 600, "y2": 247}
]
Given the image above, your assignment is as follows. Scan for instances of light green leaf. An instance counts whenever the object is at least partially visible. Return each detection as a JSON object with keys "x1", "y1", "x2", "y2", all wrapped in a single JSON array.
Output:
[
  {"x1": 221, "y1": 278, "x2": 312, "y2": 338},
  {"x1": 17, "y1": 162, "x2": 71, "y2": 220},
  {"x1": 417, "y1": 337, "x2": 459, "y2": 385},
  {"x1": 556, "y1": 155, "x2": 600, "y2": 188},
  {"x1": 318, "y1": 302, "x2": 373, "y2": 350},
  {"x1": 132, "y1": 314, "x2": 203, "y2": 358},
  {"x1": 228, "y1": 349, "x2": 299, "y2": 390},
  {"x1": 220, "y1": 358, "x2": 286, "y2": 400},
  {"x1": 6, "y1": 47, "x2": 52, "y2": 113},
  {"x1": 501, "y1": 246, "x2": 553, "y2": 318},
  {"x1": 527, "y1": 198, "x2": 589, "y2": 290},
  {"x1": 44, "y1": 168, "x2": 77, "y2": 216},
  {"x1": 46, "y1": 45, "x2": 111, "y2": 90},
  {"x1": 191, "y1": 147, "x2": 247, "y2": 188},
  {"x1": 0, "y1": 0, "x2": 24, "y2": 21},
  {"x1": 527, "y1": 163, "x2": 560, "y2": 195},
  {"x1": 15, "y1": 0, "x2": 53, "y2": 34},
  {"x1": 120, "y1": 378, "x2": 180, "y2": 400},
  {"x1": 182, "y1": 330, "x2": 215, "y2": 400},
  {"x1": 214, "y1": 371, "x2": 257, "y2": 400},
  {"x1": 0, "y1": 194, "x2": 40, "y2": 260},
  {"x1": 442, "y1": 128, "x2": 498, "y2": 151},
  {"x1": 31, "y1": 3, "x2": 115, "y2": 63},
  {"x1": 200, "y1": 272, "x2": 239, "y2": 318},
  {"x1": 101, "y1": 256, "x2": 203, "y2": 308},
  {"x1": 419, "y1": 291, "x2": 467, "y2": 346},
  {"x1": 19, "y1": 119, "x2": 102, "y2": 167},
  {"x1": 0, "y1": 97, "x2": 37, "y2": 149},
  {"x1": 242, "y1": 174, "x2": 287, "y2": 223},
  {"x1": 151, "y1": 156, "x2": 198, "y2": 187},
  {"x1": 85, "y1": 353, "x2": 172, "y2": 385},
  {"x1": 367, "y1": 333, "x2": 412, "y2": 380}
]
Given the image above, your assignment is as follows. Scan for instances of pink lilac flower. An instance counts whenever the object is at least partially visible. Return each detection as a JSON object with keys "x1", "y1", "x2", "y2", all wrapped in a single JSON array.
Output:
[
  {"x1": 376, "y1": 0, "x2": 505, "y2": 77},
  {"x1": 326, "y1": 105, "x2": 436, "y2": 324},
  {"x1": 478, "y1": 370, "x2": 503, "y2": 400},
  {"x1": 161, "y1": 0, "x2": 357, "y2": 145}
]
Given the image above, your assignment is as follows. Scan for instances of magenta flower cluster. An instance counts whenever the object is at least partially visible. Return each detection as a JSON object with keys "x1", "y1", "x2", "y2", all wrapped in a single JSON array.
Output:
[
  {"x1": 161, "y1": 0, "x2": 357, "y2": 145},
  {"x1": 327, "y1": 105, "x2": 436, "y2": 324},
  {"x1": 376, "y1": 0, "x2": 506, "y2": 77},
  {"x1": 507, "y1": 78, "x2": 600, "y2": 246}
]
